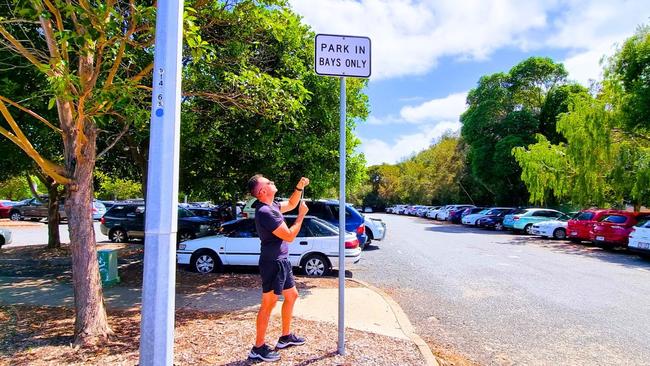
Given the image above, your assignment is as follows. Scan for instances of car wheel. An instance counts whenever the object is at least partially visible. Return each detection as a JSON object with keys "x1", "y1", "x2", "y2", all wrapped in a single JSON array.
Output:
[
  {"x1": 553, "y1": 228, "x2": 567, "y2": 240},
  {"x1": 524, "y1": 224, "x2": 533, "y2": 235},
  {"x1": 177, "y1": 230, "x2": 195, "y2": 243},
  {"x1": 191, "y1": 251, "x2": 222, "y2": 274},
  {"x1": 495, "y1": 222, "x2": 504, "y2": 231},
  {"x1": 0, "y1": 236, "x2": 4, "y2": 248},
  {"x1": 302, "y1": 254, "x2": 330, "y2": 277},
  {"x1": 9, "y1": 211, "x2": 22, "y2": 221},
  {"x1": 109, "y1": 228, "x2": 128, "y2": 243}
]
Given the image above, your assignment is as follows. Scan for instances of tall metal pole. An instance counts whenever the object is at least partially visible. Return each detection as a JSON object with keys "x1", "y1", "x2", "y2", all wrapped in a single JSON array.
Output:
[
  {"x1": 139, "y1": 0, "x2": 184, "y2": 364},
  {"x1": 338, "y1": 76, "x2": 346, "y2": 355}
]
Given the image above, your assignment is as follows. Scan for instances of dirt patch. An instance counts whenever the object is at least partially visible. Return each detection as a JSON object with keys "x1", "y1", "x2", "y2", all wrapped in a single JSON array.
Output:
[
  {"x1": 0, "y1": 243, "x2": 142, "y2": 260},
  {"x1": 0, "y1": 305, "x2": 424, "y2": 365},
  {"x1": 0, "y1": 219, "x2": 44, "y2": 228},
  {"x1": 425, "y1": 340, "x2": 480, "y2": 366},
  {"x1": 118, "y1": 262, "x2": 362, "y2": 293}
]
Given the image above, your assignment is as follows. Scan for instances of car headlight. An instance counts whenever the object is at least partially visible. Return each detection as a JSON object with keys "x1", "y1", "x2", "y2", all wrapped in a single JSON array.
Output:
[
  {"x1": 178, "y1": 243, "x2": 186, "y2": 250},
  {"x1": 199, "y1": 224, "x2": 210, "y2": 232}
]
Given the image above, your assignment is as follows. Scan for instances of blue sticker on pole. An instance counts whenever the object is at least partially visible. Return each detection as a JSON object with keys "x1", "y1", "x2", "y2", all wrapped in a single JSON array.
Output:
[{"x1": 155, "y1": 108, "x2": 164, "y2": 117}]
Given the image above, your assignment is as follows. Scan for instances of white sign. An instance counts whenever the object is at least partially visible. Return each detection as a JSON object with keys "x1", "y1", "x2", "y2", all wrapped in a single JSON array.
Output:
[{"x1": 315, "y1": 34, "x2": 371, "y2": 78}]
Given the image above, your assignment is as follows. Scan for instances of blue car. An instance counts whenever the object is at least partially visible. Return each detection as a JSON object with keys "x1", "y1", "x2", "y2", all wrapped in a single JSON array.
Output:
[{"x1": 287, "y1": 200, "x2": 369, "y2": 249}]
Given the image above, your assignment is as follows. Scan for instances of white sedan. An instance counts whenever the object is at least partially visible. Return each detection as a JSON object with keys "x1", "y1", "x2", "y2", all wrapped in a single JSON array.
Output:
[
  {"x1": 176, "y1": 216, "x2": 362, "y2": 276},
  {"x1": 629, "y1": 221, "x2": 650, "y2": 257},
  {"x1": 531, "y1": 219, "x2": 569, "y2": 239},
  {"x1": 462, "y1": 209, "x2": 491, "y2": 225}
]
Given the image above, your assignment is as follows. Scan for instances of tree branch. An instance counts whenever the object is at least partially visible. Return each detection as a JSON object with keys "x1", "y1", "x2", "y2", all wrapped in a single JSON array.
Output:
[
  {"x1": 0, "y1": 101, "x2": 70, "y2": 184},
  {"x1": 0, "y1": 25, "x2": 49, "y2": 73},
  {"x1": 42, "y1": 0, "x2": 68, "y2": 63},
  {"x1": 0, "y1": 95, "x2": 62, "y2": 133},
  {"x1": 97, "y1": 122, "x2": 130, "y2": 159}
]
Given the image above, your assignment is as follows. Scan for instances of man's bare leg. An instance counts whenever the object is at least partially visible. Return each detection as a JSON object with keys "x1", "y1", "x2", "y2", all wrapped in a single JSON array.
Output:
[
  {"x1": 256, "y1": 291, "x2": 278, "y2": 347},
  {"x1": 281, "y1": 286, "x2": 299, "y2": 336}
]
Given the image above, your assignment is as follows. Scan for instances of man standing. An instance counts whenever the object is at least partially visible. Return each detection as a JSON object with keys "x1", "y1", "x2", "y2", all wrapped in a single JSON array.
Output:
[{"x1": 247, "y1": 174, "x2": 310, "y2": 362}]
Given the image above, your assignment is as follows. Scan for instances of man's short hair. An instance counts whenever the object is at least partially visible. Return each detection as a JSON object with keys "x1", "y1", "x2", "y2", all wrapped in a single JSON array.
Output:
[{"x1": 248, "y1": 174, "x2": 264, "y2": 196}]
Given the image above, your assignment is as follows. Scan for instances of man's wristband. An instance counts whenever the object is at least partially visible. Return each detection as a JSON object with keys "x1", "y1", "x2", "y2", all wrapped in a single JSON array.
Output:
[{"x1": 295, "y1": 187, "x2": 303, "y2": 191}]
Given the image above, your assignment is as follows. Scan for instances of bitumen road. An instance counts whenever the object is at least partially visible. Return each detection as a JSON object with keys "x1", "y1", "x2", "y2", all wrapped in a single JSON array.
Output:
[
  {"x1": 0, "y1": 220, "x2": 108, "y2": 248},
  {"x1": 355, "y1": 213, "x2": 650, "y2": 366}
]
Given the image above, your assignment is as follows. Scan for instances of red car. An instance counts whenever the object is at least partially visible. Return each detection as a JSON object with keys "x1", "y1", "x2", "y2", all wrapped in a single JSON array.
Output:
[
  {"x1": 567, "y1": 209, "x2": 618, "y2": 243},
  {"x1": 590, "y1": 212, "x2": 650, "y2": 247},
  {"x1": 0, "y1": 201, "x2": 14, "y2": 219}
]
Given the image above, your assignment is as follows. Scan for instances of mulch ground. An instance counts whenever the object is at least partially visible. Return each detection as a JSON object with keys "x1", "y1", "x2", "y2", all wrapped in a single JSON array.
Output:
[{"x1": 0, "y1": 305, "x2": 425, "y2": 365}]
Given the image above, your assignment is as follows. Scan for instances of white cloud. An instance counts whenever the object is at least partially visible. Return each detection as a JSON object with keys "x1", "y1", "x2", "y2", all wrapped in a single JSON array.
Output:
[
  {"x1": 289, "y1": 0, "x2": 646, "y2": 81},
  {"x1": 289, "y1": 0, "x2": 550, "y2": 80},
  {"x1": 562, "y1": 46, "x2": 611, "y2": 86},
  {"x1": 400, "y1": 92, "x2": 468, "y2": 123},
  {"x1": 360, "y1": 121, "x2": 462, "y2": 165}
]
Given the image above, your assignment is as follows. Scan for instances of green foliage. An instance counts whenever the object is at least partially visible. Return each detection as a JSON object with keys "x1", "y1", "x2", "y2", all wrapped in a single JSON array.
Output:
[
  {"x1": 605, "y1": 25, "x2": 650, "y2": 134},
  {"x1": 514, "y1": 25, "x2": 650, "y2": 208},
  {"x1": 0, "y1": 175, "x2": 38, "y2": 200},
  {"x1": 175, "y1": 2, "x2": 368, "y2": 201},
  {"x1": 461, "y1": 57, "x2": 572, "y2": 205},
  {"x1": 94, "y1": 172, "x2": 142, "y2": 200},
  {"x1": 351, "y1": 136, "x2": 469, "y2": 206}
]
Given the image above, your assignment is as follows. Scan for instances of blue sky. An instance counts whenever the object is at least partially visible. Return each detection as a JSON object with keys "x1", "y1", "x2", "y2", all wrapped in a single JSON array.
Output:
[{"x1": 288, "y1": 0, "x2": 649, "y2": 166}]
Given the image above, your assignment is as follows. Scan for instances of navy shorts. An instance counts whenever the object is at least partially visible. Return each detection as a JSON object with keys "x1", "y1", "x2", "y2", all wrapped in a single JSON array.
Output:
[{"x1": 259, "y1": 258, "x2": 295, "y2": 295}]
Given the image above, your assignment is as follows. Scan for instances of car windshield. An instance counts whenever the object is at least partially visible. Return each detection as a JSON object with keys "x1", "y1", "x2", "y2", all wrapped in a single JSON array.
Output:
[
  {"x1": 477, "y1": 209, "x2": 490, "y2": 214},
  {"x1": 178, "y1": 207, "x2": 195, "y2": 218},
  {"x1": 511, "y1": 209, "x2": 527, "y2": 215},
  {"x1": 601, "y1": 215, "x2": 627, "y2": 223},
  {"x1": 575, "y1": 212, "x2": 595, "y2": 221}
]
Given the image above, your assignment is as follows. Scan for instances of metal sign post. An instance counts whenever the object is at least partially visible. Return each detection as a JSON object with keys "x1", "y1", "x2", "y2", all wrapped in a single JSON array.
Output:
[
  {"x1": 139, "y1": 0, "x2": 184, "y2": 365},
  {"x1": 315, "y1": 33, "x2": 371, "y2": 356},
  {"x1": 337, "y1": 76, "x2": 346, "y2": 355}
]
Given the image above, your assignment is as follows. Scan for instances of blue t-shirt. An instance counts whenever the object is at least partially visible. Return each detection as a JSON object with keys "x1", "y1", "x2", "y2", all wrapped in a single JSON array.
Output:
[{"x1": 254, "y1": 200, "x2": 289, "y2": 261}]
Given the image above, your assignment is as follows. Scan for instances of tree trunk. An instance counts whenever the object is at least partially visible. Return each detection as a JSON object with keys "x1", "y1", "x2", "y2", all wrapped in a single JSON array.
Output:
[
  {"x1": 36, "y1": 173, "x2": 62, "y2": 249},
  {"x1": 126, "y1": 134, "x2": 148, "y2": 200},
  {"x1": 63, "y1": 117, "x2": 112, "y2": 345}
]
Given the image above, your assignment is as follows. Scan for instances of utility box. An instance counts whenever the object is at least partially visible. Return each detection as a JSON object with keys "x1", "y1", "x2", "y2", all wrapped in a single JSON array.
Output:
[{"x1": 97, "y1": 249, "x2": 120, "y2": 287}]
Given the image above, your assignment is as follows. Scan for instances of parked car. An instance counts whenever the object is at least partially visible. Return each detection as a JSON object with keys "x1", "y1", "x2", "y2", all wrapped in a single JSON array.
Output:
[
  {"x1": 364, "y1": 216, "x2": 386, "y2": 245},
  {"x1": 567, "y1": 209, "x2": 617, "y2": 243},
  {"x1": 287, "y1": 200, "x2": 369, "y2": 248},
  {"x1": 437, "y1": 205, "x2": 473, "y2": 221},
  {"x1": 590, "y1": 212, "x2": 650, "y2": 247},
  {"x1": 476, "y1": 208, "x2": 517, "y2": 230},
  {"x1": 530, "y1": 214, "x2": 573, "y2": 239},
  {"x1": 426, "y1": 206, "x2": 444, "y2": 219},
  {"x1": 176, "y1": 216, "x2": 362, "y2": 276},
  {"x1": 188, "y1": 206, "x2": 236, "y2": 223},
  {"x1": 461, "y1": 208, "x2": 491, "y2": 226},
  {"x1": 92, "y1": 200, "x2": 107, "y2": 220},
  {"x1": 464, "y1": 207, "x2": 513, "y2": 226},
  {"x1": 450, "y1": 207, "x2": 482, "y2": 224},
  {"x1": 628, "y1": 219, "x2": 650, "y2": 257},
  {"x1": 8, "y1": 196, "x2": 66, "y2": 221},
  {"x1": 0, "y1": 201, "x2": 17, "y2": 219},
  {"x1": 100, "y1": 203, "x2": 219, "y2": 243},
  {"x1": 0, "y1": 228, "x2": 12, "y2": 248},
  {"x1": 502, "y1": 208, "x2": 567, "y2": 234}
]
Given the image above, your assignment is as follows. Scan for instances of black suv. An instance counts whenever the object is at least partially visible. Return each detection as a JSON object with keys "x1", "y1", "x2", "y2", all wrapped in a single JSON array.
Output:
[{"x1": 100, "y1": 203, "x2": 219, "y2": 243}]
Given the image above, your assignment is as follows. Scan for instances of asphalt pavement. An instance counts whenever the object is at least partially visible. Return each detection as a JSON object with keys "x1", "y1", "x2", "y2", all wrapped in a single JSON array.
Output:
[
  {"x1": 0, "y1": 220, "x2": 108, "y2": 248},
  {"x1": 354, "y1": 213, "x2": 650, "y2": 366}
]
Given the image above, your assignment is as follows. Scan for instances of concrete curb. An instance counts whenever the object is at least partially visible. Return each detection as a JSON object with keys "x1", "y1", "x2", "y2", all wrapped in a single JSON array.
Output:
[{"x1": 347, "y1": 278, "x2": 439, "y2": 366}]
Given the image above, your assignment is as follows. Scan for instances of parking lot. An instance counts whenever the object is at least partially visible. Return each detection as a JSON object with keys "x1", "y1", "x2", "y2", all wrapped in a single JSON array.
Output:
[{"x1": 354, "y1": 213, "x2": 650, "y2": 365}]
